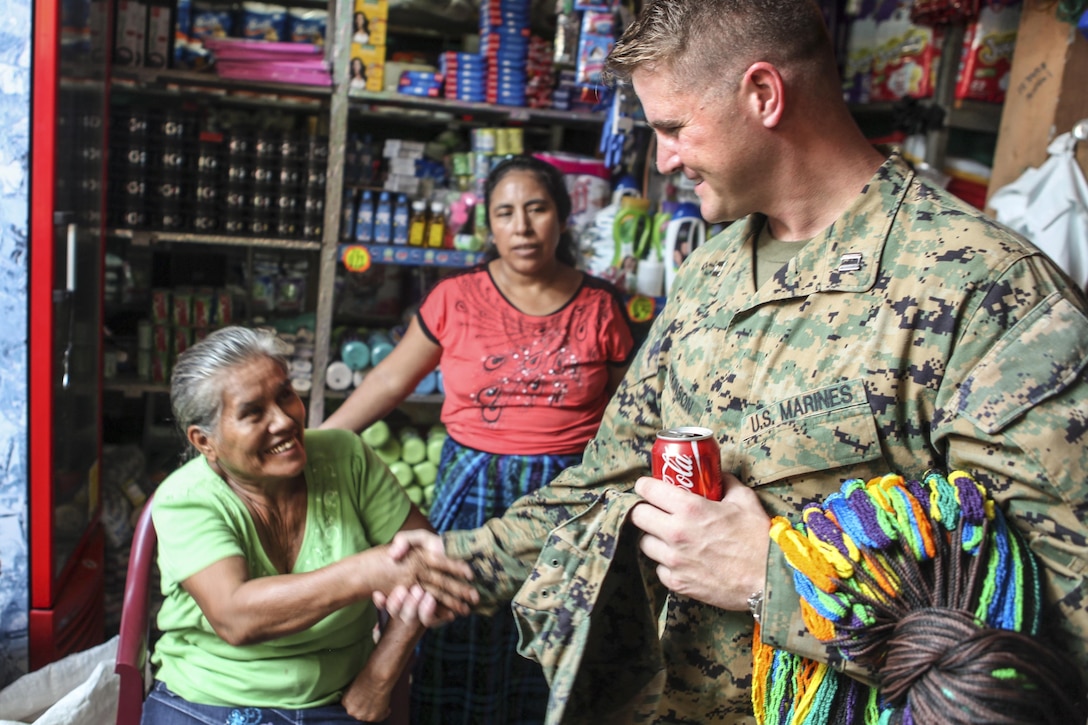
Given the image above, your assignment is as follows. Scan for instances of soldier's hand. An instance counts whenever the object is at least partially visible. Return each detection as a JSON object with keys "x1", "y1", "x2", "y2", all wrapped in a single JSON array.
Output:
[{"x1": 630, "y1": 472, "x2": 769, "y2": 611}]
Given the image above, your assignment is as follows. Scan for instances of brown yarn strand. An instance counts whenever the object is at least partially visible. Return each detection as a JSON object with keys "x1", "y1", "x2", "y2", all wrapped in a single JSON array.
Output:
[{"x1": 826, "y1": 511, "x2": 1087, "y2": 724}]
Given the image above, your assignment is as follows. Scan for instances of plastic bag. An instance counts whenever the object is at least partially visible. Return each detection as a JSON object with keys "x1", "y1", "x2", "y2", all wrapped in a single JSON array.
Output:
[
  {"x1": 0, "y1": 637, "x2": 119, "y2": 725},
  {"x1": 989, "y1": 132, "x2": 1088, "y2": 290}
]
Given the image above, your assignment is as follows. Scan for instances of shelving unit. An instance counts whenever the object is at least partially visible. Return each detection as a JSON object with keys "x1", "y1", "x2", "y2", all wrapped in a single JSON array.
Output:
[{"x1": 102, "y1": 0, "x2": 609, "y2": 439}]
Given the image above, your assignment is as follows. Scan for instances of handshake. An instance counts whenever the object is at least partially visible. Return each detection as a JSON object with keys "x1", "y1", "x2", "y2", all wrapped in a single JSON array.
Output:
[{"x1": 376, "y1": 529, "x2": 478, "y2": 627}]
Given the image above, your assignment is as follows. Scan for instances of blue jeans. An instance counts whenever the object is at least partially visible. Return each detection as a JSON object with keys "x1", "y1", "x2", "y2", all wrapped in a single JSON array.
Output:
[{"x1": 141, "y1": 681, "x2": 380, "y2": 725}]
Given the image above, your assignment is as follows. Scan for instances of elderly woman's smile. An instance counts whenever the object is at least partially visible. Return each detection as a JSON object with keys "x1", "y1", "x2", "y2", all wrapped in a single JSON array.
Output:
[{"x1": 201, "y1": 355, "x2": 308, "y2": 488}]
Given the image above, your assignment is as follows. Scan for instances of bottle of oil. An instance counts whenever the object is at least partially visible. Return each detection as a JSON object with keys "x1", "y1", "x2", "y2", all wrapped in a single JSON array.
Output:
[
  {"x1": 426, "y1": 201, "x2": 446, "y2": 248},
  {"x1": 408, "y1": 200, "x2": 428, "y2": 246}
]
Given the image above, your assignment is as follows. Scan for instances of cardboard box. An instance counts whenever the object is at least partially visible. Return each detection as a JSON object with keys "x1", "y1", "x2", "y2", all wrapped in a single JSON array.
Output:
[
  {"x1": 352, "y1": 0, "x2": 388, "y2": 47},
  {"x1": 350, "y1": 42, "x2": 385, "y2": 93},
  {"x1": 114, "y1": 0, "x2": 147, "y2": 67},
  {"x1": 145, "y1": 0, "x2": 173, "y2": 68}
]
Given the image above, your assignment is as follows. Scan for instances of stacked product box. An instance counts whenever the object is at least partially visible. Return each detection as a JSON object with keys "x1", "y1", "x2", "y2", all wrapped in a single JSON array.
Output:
[
  {"x1": 480, "y1": 0, "x2": 531, "y2": 107},
  {"x1": 349, "y1": 0, "x2": 388, "y2": 92},
  {"x1": 383, "y1": 139, "x2": 426, "y2": 198},
  {"x1": 441, "y1": 52, "x2": 487, "y2": 103},
  {"x1": 398, "y1": 70, "x2": 443, "y2": 98},
  {"x1": 525, "y1": 35, "x2": 556, "y2": 109}
]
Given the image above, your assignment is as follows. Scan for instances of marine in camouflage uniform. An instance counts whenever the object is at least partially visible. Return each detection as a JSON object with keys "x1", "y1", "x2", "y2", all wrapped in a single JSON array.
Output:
[{"x1": 443, "y1": 152, "x2": 1088, "y2": 723}]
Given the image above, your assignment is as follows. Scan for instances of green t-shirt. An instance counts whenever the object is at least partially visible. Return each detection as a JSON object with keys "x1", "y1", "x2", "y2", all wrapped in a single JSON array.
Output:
[{"x1": 150, "y1": 428, "x2": 411, "y2": 708}]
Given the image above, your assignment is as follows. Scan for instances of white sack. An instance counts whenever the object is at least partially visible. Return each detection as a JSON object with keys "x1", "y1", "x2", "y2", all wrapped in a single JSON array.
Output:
[
  {"x1": 989, "y1": 132, "x2": 1088, "y2": 291},
  {"x1": 0, "y1": 636, "x2": 119, "y2": 725}
]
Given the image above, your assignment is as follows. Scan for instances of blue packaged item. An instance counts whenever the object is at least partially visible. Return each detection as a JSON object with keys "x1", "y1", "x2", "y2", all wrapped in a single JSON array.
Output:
[
  {"x1": 354, "y1": 190, "x2": 374, "y2": 243},
  {"x1": 393, "y1": 194, "x2": 410, "y2": 245},
  {"x1": 402, "y1": 70, "x2": 442, "y2": 85},
  {"x1": 287, "y1": 7, "x2": 326, "y2": 44},
  {"x1": 191, "y1": 2, "x2": 233, "y2": 40},
  {"x1": 373, "y1": 191, "x2": 392, "y2": 244},
  {"x1": 398, "y1": 84, "x2": 441, "y2": 98},
  {"x1": 240, "y1": 1, "x2": 287, "y2": 42}
]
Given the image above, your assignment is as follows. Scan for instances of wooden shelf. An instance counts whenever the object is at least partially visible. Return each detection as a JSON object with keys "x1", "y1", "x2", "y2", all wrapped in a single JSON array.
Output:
[
  {"x1": 108, "y1": 229, "x2": 323, "y2": 252},
  {"x1": 111, "y1": 68, "x2": 331, "y2": 109},
  {"x1": 347, "y1": 90, "x2": 606, "y2": 127}
]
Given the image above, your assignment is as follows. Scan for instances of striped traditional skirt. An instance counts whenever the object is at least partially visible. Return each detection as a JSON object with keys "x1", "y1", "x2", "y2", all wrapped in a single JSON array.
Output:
[{"x1": 410, "y1": 436, "x2": 582, "y2": 725}]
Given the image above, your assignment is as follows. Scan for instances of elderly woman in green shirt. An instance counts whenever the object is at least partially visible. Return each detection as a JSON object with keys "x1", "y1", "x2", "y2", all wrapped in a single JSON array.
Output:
[{"x1": 143, "y1": 326, "x2": 475, "y2": 724}]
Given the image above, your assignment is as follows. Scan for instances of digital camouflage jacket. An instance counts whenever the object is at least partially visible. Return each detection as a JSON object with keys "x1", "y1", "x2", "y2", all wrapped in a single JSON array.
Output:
[{"x1": 444, "y1": 153, "x2": 1088, "y2": 723}]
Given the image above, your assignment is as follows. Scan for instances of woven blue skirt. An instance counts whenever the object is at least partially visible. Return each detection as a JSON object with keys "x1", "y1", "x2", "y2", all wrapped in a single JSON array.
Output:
[{"x1": 410, "y1": 436, "x2": 582, "y2": 725}]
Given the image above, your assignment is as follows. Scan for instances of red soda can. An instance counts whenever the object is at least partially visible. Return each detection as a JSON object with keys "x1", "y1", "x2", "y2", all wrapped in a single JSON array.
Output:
[{"x1": 652, "y1": 427, "x2": 723, "y2": 501}]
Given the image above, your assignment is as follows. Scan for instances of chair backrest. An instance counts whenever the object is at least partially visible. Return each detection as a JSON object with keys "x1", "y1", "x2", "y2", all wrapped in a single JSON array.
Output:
[{"x1": 115, "y1": 498, "x2": 156, "y2": 725}]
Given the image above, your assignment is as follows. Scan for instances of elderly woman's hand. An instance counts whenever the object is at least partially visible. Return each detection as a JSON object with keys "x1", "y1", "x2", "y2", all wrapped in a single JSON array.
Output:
[{"x1": 372, "y1": 529, "x2": 478, "y2": 626}]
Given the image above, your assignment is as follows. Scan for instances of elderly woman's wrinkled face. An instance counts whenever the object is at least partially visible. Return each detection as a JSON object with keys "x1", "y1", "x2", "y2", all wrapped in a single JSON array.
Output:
[{"x1": 202, "y1": 356, "x2": 306, "y2": 488}]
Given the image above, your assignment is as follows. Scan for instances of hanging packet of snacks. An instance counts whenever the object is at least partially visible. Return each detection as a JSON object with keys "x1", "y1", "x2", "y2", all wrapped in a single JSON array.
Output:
[
  {"x1": 954, "y1": 1, "x2": 1021, "y2": 103},
  {"x1": 911, "y1": 0, "x2": 980, "y2": 26},
  {"x1": 871, "y1": 5, "x2": 940, "y2": 101}
]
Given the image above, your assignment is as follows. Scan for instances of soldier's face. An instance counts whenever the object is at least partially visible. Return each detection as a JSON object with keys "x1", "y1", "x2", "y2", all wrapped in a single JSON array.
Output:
[{"x1": 633, "y1": 67, "x2": 755, "y2": 224}]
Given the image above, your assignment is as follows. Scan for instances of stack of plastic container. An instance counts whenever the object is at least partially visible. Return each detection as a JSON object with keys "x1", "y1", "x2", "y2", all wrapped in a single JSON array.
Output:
[
  {"x1": 480, "y1": 0, "x2": 531, "y2": 107},
  {"x1": 398, "y1": 69, "x2": 444, "y2": 98},
  {"x1": 441, "y1": 51, "x2": 487, "y2": 103}
]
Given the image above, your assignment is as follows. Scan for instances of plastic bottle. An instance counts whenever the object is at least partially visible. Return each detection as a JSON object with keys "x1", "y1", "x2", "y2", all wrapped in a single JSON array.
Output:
[
  {"x1": 408, "y1": 200, "x2": 428, "y2": 246},
  {"x1": 353, "y1": 190, "x2": 374, "y2": 242},
  {"x1": 340, "y1": 190, "x2": 356, "y2": 240},
  {"x1": 392, "y1": 193, "x2": 410, "y2": 245},
  {"x1": 373, "y1": 191, "x2": 392, "y2": 244},
  {"x1": 367, "y1": 330, "x2": 394, "y2": 366},
  {"x1": 426, "y1": 201, "x2": 446, "y2": 248}
]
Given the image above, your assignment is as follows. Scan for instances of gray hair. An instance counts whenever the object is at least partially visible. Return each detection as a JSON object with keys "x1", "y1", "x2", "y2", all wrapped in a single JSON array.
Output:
[
  {"x1": 171, "y1": 326, "x2": 289, "y2": 452},
  {"x1": 605, "y1": 0, "x2": 836, "y2": 91}
]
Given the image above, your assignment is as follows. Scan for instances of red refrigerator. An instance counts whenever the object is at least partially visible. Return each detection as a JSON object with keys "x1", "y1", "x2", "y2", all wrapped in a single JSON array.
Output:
[{"x1": 25, "y1": 0, "x2": 111, "y2": 671}]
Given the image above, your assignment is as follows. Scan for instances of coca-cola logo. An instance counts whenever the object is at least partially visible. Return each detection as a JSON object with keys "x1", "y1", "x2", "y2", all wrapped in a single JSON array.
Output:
[{"x1": 660, "y1": 449, "x2": 696, "y2": 492}]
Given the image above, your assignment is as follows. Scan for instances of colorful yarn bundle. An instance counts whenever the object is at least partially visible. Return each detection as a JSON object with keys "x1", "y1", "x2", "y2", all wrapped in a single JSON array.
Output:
[{"x1": 753, "y1": 470, "x2": 1085, "y2": 725}]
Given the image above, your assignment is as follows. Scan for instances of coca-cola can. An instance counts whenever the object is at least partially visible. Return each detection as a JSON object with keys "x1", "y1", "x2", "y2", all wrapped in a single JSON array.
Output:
[{"x1": 652, "y1": 427, "x2": 723, "y2": 501}]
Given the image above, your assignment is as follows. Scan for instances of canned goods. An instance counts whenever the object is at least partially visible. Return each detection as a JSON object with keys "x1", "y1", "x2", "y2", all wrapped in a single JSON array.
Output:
[
  {"x1": 172, "y1": 290, "x2": 193, "y2": 327},
  {"x1": 172, "y1": 326, "x2": 193, "y2": 356},
  {"x1": 192, "y1": 291, "x2": 214, "y2": 328},
  {"x1": 215, "y1": 290, "x2": 233, "y2": 325},
  {"x1": 137, "y1": 348, "x2": 151, "y2": 380},
  {"x1": 151, "y1": 324, "x2": 170, "y2": 353},
  {"x1": 651, "y1": 427, "x2": 723, "y2": 500},
  {"x1": 150, "y1": 289, "x2": 171, "y2": 325},
  {"x1": 136, "y1": 319, "x2": 152, "y2": 349}
]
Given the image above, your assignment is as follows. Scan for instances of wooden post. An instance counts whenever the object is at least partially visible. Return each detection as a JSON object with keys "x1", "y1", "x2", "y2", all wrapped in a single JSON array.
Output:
[{"x1": 986, "y1": 1, "x2": 1088, "y2": 207}]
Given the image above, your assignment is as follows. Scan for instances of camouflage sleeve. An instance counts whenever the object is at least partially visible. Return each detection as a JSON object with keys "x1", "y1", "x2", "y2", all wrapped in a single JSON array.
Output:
[
  {"x1": 935, "y1": 255, "x2": 1088, "y2": 678},
  {"x1": 443, "y1": 304, "x2": 673, "y2": 610}
]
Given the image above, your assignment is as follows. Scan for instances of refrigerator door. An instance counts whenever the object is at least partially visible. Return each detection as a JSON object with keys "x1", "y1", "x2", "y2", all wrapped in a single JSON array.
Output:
[{"x1": 27, "y1": 0, "x2": 109, "y2": 667}]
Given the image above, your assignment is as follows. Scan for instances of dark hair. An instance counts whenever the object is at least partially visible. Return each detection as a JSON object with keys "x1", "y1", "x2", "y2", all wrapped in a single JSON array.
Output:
[
  {"x1": 482, "y1": 155, "x2": 578, "y2": 267},
  {"x1": 353, "y1": 11, "x2": 368, "y2": 32},
  {"x1": 605, "y1": 0, "x2": 836, "y2": 90}
]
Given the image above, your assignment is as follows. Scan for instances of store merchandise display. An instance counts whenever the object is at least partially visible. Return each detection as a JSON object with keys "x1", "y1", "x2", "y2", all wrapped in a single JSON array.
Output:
[{"x1": 360, "y1": 421, "x2": 446, "y2": 514}]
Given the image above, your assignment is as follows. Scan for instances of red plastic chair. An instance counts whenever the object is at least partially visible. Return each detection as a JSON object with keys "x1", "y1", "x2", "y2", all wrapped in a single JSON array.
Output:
[
  {"x1": 114, "y1": 498, "x2": 157, "y2": 725},
  {"x1": 112, "y1": 497, "x2": 412, "y2": 725}
]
